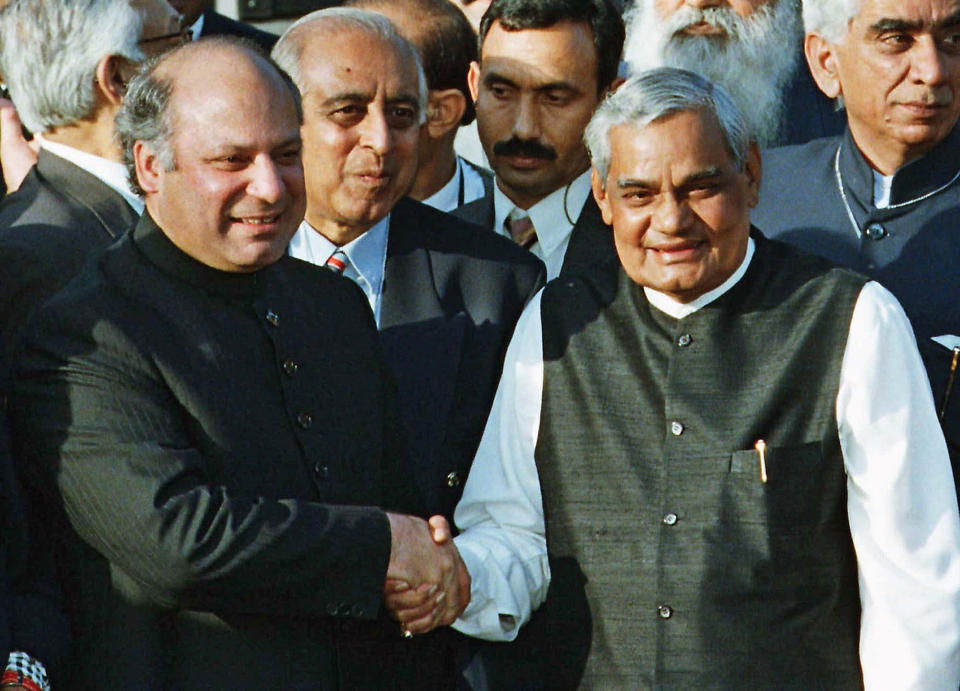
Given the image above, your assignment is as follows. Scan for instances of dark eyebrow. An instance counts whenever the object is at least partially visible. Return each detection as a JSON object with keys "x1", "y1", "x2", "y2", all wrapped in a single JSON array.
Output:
[
  {"x1": 483, "y1": 71, "x2": 580, "y2": 96},
  {"x1": 482, "y1": 71, "x2": 519, "y2": 89},
  {"x1": 939, "y1": 9, "x2": 960, "y2": 28},
  {"x1": 319, "y1": 92, "x2": 373, "y2": 108},
  {"x1": 536, "y1": 81, "x2": 581, "y2": 96},
  {"x1": 616, "y1": 166, "x2": 723, "y2": 191},
  {"x1": 871, "y1": 17, "x2": 923, "y2": 33},
  {"x1": 386, "y1": 93, "x2": 421, "y2": 109},
  {"x1": 617, "y1": 177, "x2": 657, "y2": 190},
  {"x1": 678, "y1": 167, "x2": 723, "y2": 187}
]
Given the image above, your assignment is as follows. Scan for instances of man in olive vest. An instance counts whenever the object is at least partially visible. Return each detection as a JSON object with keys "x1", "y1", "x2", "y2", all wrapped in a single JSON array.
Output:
[{"x1": 444, "y1": 68, "x2": 960, "y2": 688}]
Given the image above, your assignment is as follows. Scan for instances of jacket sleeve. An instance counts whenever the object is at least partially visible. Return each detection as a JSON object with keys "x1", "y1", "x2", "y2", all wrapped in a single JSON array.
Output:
[{"x1": 8, "y1": 307, "x2": 393, "y2": 623}]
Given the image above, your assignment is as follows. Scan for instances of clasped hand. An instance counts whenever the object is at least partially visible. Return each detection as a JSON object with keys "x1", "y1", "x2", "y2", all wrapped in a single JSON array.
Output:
[{"x1": 383, "y1": 513, "x2": 471, "y2": 635}]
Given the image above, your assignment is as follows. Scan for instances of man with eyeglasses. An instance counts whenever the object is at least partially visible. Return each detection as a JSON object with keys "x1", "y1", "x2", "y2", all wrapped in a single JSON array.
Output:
[
  {"x1": 0, "y1": 0, "x2": 183, "y2": 367},
  {"x1": 166, "y1": 0, "x2": 279, "y2": 51}
]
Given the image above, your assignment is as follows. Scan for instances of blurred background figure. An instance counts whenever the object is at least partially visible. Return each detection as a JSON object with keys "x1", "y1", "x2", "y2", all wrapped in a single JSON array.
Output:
[{"x1": 622, "y1": 0, "x2": 844, "y2": 146}]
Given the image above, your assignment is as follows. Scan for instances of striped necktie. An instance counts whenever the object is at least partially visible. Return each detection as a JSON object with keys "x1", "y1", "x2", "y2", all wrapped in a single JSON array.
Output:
[
  {"x1": 506, "y1": 209, "x2": 537, "y2": 249},
  {"x1": 325, "y1": 249, "x2": 348, "y2": 274}
]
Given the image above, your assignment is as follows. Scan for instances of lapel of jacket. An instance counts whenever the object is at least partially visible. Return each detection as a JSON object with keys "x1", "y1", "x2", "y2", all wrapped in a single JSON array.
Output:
[
  {"x1": 559, "y1": 193, "x2": 618, "y2": 277},
  {"x1": 36, "y1": 150, "x2": 139, "y2": 240},
  {"x1": 380, "y1": 199, "x2": 468, "y2": 464}
]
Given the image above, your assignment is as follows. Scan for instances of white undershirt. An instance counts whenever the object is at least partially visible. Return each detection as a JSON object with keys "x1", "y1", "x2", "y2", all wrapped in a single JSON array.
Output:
[
  {"x1": 872, "y1": 169, "x2": 894, "y2": 209},
  {"x1": 452, "y1": 240, "x2": 960, "y2": 689},
  {"x1": 288, "y1": 216, "x2": 389, "y2": 328},
  {"x1": 493, "y1": 170, "x2": 592, "y2": 280}
]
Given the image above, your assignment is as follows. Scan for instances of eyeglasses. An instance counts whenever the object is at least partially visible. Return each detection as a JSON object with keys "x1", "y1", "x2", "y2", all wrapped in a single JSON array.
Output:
[{"x1": 138, "y1": 27, "x2": 192, "y2": 47}]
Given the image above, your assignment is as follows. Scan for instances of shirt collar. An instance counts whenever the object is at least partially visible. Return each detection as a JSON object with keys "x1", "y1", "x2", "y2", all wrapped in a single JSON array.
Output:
[
  {"x1": 644, "y1": 236, "x2": 756, "y2": 320},
  {"x1": 839, "y1": 122, "x2": 960, "y2": 208},
  {"x1": 422, "y1": 161, "x2": 463, "y2": 213},
  {"x1": 188, "y1": 13, "x2": 204, "y2": 42},
  {"x1": 493, "y1": 169, "x2": 592, "y2": 254},
  {"x1": 38, "y1": 138, "x2": 144, "y2": 215},
  {"x1": 289, "y1": 214, "x2": 390, "y2": 287}
]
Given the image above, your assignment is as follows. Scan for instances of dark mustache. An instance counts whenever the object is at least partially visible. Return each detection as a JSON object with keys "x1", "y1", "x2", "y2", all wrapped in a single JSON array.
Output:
[{"x1": 492, "y1": 137, "x2": 558, "y2": 160}]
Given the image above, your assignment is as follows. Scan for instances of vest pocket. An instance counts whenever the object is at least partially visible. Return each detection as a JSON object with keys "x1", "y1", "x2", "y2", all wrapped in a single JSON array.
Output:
[{"x1": 727, "y1": 440, "x2": 838, "y2": 527}]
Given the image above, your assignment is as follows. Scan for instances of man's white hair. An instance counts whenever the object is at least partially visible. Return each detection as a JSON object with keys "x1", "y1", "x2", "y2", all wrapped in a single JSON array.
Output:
[
  {"x1": 586, "y1": 67, "x2": 750, "y2": 180},
  {"x1": 622, "y1": 0, "x2": 802, "y2": 147},
  {"x1": 271, "y1": 7, "x2": 429, "y2": 124},
  {"x1": 802, "y1": 0, "x2": 859, "y2": 42},
  {"x1": 0, "y1": 0, "x2": 145, "y2": 133}
]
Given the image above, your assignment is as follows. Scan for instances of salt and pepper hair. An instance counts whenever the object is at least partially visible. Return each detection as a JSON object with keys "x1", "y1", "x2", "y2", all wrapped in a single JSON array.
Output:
[
  {"x1": 115, "y1": 37, "x2": 303, "y2": 197},
  {"x1": 0, "y1": 0, "x2": 145, "y2": 133},
  {"x1": 584, "y1": 67, "x2": 750, "y2": 180},
  {"x1": 802, "y1": 0, "x2": 860, "y2": 42},
  {"x1": 271, "y1": 7, "x2": 429, "y2": 124}
]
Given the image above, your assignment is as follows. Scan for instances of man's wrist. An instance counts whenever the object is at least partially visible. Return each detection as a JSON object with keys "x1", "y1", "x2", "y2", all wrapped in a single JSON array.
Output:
[{"x1": 3, "y1": 651, "x2": 49, "y2": 691}]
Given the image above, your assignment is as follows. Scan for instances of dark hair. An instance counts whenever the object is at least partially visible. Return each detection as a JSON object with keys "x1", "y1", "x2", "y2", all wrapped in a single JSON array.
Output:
[
  {"x1": 478, "y1": 0, "x2": 625, "y2": 92},
  {"x1": 115, "y1": 36, "x2": 302, "y2": 196},
  {"x1": 348, "y1": 0, "x2": 478, "y2": 125}
]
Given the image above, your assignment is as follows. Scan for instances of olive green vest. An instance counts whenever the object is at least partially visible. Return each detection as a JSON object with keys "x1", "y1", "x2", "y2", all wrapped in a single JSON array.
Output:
[{"x1": 535, "y1": 233, "x2": 866, "y2": 689}]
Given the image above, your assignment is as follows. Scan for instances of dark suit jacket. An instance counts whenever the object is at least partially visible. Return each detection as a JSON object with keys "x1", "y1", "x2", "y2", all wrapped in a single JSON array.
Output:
[
  {"x1": 9, "y1": 214, "x2": 442, "y2": 690},
  {"x1": 0, "y1": 149, "x2": 138, "y2": 376},
  {"x1": 201, "y1": 9, "x2": 278, "y2": 52},
  {"x1": 380, "y1": 198, "x2": 544, "y2": 524},
  {"x1": 0, "y1": 342, "x2": 70, "y2": 685},
  {"x1": 448, "y1": 157, "x2": 494, "y2": 227},
  {"x1": 453, "y1": 185, "x2": 616, "y2": 283}
]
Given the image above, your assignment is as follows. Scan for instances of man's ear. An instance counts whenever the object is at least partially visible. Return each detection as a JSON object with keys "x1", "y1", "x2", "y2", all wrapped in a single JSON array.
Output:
[
  {"x1": 591, "y1": 167, "x2": 613, "y2": 225},
  {"x1": 604, "y1": 76, "x2": 626, "y2": 97},
  {"x1": 744, "y1": 140, "x2": 762, "y2": 208},
  {"x1": 804, "y1": 33, "x2": 842, "y2": 100},
  {"x1": 94, "y1": 54, "x2": 130, "y2": 106},
  {"x1": 133, "y1": 140, "x2": 163, "y2": 195},
  {"x1": 425, "y1": 89, "x2": 468, "y2": 140},
  {"x1": 467, "y1": 60, "x2": 481, "y2": 103}
]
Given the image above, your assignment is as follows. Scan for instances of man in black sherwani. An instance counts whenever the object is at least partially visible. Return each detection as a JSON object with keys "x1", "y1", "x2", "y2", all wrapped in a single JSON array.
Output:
[{"x1": 8, "y1": 38, "x2": 468, "y2": 690}]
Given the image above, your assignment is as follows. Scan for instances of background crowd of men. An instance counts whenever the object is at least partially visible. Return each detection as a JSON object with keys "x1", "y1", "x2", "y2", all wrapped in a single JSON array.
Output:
[{"x1": 0, "y1": 0, "x2": 959, "y2": 689}]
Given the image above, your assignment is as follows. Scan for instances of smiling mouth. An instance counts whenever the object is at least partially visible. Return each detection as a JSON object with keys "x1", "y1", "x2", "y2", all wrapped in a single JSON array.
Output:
[
  {"x1": 232, "y1": 213, "x2": 283, "y2": 227},
  {"x1": 647, "y1": 241, "x2": 706, "y2": 261}
]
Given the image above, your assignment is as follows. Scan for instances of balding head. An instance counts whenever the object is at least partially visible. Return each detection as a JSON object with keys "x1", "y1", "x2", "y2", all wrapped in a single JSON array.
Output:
[
  {"x1": 272, "y1": 9, "x2": 425, "y2": 244},
  {"x1": 116, "y1": 37, "x2": 305, "y2": 272}
]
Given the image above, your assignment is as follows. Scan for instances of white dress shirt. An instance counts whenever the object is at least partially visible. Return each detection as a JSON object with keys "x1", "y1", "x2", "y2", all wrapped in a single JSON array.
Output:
[
  {"x1": 38, "y1": 138, "x2": 144, "y2": 215},
  {"x1": 493, "y1": 170, "x2": 592, "y2": 280},
  {"x1": 452, "y1": 238, "x2": 960, "y2": 689},
  {"x1": 288, "y1": 216, "x2": 389, "y2": 328},
  {"x1": 422, "y1": 157, "x2": 488, "y2": 213}
]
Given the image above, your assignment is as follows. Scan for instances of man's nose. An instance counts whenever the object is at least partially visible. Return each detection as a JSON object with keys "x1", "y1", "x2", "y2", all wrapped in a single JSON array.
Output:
[
  {"x1": 511, "y1": 93, "x2": 542, "y2": 142},
  {"x1": 653, "y1": 193, "x2": 691, "y2": 234},
  {"x1": 247, "y1": 155, "x2": 286, "y2": 204},
  {"x1": 910, "y1": 35, "x2": 950, "y2": 86},
  {"x1": 359, "y1": 109, "x2": 393, "y2": 155}
]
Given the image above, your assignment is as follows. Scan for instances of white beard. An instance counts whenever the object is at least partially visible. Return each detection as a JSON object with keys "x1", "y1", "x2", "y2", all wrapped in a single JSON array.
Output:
[{"x1": 623, "y1": 0, "x2": 802, "y2": 146}]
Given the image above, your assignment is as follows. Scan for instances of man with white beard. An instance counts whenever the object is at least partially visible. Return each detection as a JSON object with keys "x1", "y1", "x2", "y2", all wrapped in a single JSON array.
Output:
[{"x1": 622, "y1": 0, "x2": 844, "y2": 145}]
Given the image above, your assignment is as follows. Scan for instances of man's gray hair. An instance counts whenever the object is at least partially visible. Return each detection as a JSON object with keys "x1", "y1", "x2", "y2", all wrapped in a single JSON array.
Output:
[
  {"x1": 271, "y1": 7, "x2": 429, "y2": 123},
  {"x1": 0, "y1": 0, "x2": 145, "y2": 133},
  {"x1": 585, "y1": 67, "x2": 750, "y2": 179},
  {"x1": 114, "y1": 52, "x2": 175, "y2": 197},
  {"x1": 802, "y1": 0, "x2": 859, "y2": 42},
  {"x1": 115, "y1": 37, "x2": 303, "y2": 197}
]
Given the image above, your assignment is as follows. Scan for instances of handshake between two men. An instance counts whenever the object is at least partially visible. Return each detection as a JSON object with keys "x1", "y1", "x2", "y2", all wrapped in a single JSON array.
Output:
[{"x1": 385, "y1": 513, "x2": 472, "y2": 635}]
